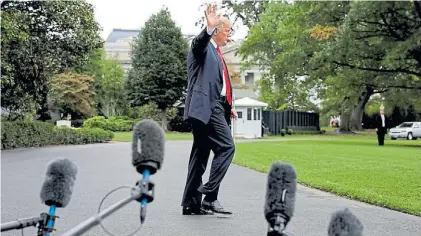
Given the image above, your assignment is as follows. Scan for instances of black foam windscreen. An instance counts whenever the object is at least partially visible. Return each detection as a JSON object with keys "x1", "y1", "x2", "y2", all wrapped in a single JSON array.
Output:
[
  {"x1": 40, "y1": 158, "x2": 78, "y2": 208},
  {"x1": 328, "y1": 208, "x2": 364, "y2": 236},
  {"x1": 132, "y1": 119, "x2": 165, "y2": 175},
  {"x1": 264, "y1": 161, "x2": 297, "y2": 225}
]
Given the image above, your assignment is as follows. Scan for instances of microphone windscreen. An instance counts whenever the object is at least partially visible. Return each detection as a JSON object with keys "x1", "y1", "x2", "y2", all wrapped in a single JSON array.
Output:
[
  {"x1": 328, "y1": 208, "x2": 363, "y2": 236},
  {"x1": 132, "y1": 119, "x2": 165, "y2": 175},
  {"x1": 264, "y1": 161, "x2": 297, "y2": 224},
  {"x1": 40, "y1": 158, "x2": 78, "y2": 208}
]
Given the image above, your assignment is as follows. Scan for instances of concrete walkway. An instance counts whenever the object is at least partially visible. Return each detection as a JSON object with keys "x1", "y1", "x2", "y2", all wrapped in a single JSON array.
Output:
[{"x1": 1, "y1": 141, "x2": 420, "y2": 236}]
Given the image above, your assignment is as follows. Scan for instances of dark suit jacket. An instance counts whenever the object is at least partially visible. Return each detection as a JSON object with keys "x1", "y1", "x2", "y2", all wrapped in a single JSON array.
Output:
[
  {"x1": 375, "y1": 114, "x2": 388, "y2": 134},
  {"x1": 183, "y1": 28, "x2": 233, "y2": 125}
]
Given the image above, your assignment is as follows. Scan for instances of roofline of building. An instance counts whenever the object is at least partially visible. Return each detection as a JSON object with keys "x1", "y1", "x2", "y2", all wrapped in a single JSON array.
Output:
[{"x1": 111, "y1": 28, "x2": 140, "y2": 32}]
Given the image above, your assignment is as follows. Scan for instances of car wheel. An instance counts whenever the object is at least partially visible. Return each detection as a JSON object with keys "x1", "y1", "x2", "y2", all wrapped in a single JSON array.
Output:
[{"x1": 407, "y1": 132, "x2": 413, "y2": 140}]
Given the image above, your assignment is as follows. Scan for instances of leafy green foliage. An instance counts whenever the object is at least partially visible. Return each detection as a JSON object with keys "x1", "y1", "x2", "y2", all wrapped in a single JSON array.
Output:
[
  {"x1": 83, "y1": 116, "x2": 136, "y2": 132},
  {"x1": 1, "y1": 1, "x2": 102, "y2": 120},
  {"x1": 238, "y1": 2, "x2": 330, "y2": 111},
  {"x1": 127, "y1": 103, "x2": 177, "y2": 123},
  {"x1": 255, "y1": 77, "x2": 289, "y2": 110},
  {"x1": 238, "y1": 1, "x2": 421, "y2": 130},
  {"x1": 1, "y1": 121, "x2": 113, "y2": 150},
  {"x1": 49, "y1": 73, "x2": 96, "y2": 118},
  {"x1": 127, "y1": 7, "x2": 188, "y2": 112},
  {"x1": 75, "y1": 48, "x2": 127, "y2": 117},
  {"x1": 320, "y1": 1, "x2": 421, "y2": 78},
  {"x1": 195, "y1": 0, "x2": 270, "y2": 39}
]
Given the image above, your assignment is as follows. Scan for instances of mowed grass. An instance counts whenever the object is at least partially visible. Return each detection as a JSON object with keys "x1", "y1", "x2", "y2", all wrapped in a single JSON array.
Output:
[
  {"x1": 113, "y1": 129, "x2": 420, "y2": 215},
  {"x1": 233, "y1": 137, "x2": 421, "y2": 216},
  {"x1": 113, "y1": 131, "x2": 193, "y2": 141}
]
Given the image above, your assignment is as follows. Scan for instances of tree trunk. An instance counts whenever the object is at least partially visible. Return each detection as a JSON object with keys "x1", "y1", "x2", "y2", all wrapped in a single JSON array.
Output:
[
  {"x1": 36, "y1": 91, "x2": 51, "y2": 121},
  {"x1": 339, "y1": 112, "x2": 351, "y2": 131},
  {"x1": 414, "y1": 1, "x2": 421, "y2": 20},
  {"x1": 160, "y1": 109, "x2": 168, "y2": 131},
  {"x1": 350, "y1": 86, "x2": 374, "y2": 131},
  {"x1": 338, "y1": 96, "x2": 352, "y2": 131}
]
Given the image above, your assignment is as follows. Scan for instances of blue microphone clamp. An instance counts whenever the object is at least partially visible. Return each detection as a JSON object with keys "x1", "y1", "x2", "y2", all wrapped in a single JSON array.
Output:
[
  {"x1": 134, "y1": 161, "x2": 158, "y2": 224},
  {"x1": 38, "y1": 210, "x2": 58, "y2": 236}
]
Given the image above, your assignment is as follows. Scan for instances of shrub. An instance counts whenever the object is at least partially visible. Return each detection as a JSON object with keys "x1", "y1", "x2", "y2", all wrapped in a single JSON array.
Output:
[
  {"x1": 290, "y1": 130, "x2": 323, "y2": 135},
  {"x1": 287, "y1": 129, "x2": 293, "y2": 135},
  {"x1": 83, "y1": 116, "x2": 136, "y2": 132},
  {"x1": 127, "y1": 103, "x2": 177, "y2": 126},
  {"x1": 280, "y1": 129, "x2": 286, "y2": 136},
  {"x1": 1, "y1": 121, "x2": 114, "y2": 150},
  {"x1": 168, "y1": 109, "x2": 192, "y2": 132}
]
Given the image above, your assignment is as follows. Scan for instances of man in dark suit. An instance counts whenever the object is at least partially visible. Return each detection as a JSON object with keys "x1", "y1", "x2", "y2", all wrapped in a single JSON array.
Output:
[
  {"x1": 181, "y1": 4, "x2": 237, "y2": 216},
  {"x1": 375, "y1": 105, "x2": 388, "y2": 146}
]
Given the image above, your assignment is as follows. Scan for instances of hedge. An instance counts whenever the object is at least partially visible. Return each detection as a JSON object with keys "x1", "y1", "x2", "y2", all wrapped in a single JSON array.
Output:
[
  {"x1": 1, "y1": 121, "x2": 114, "y2": 150},
  {"x1": 83, "y1": 116, "x2": 136, "y2": 132}
]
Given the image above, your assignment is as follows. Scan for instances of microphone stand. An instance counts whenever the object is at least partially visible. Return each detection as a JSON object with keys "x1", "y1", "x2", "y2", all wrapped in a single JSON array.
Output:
[
  {"x1": 61, "y1": 178, "x2": 154, "y2": 236},
  {"x1": 1, "y1": 212, "x2": 58, "y2": 235}
]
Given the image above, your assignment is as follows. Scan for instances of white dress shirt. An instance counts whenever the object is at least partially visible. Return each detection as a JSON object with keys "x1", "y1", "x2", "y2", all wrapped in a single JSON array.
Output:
[
  {"x1": 207, "y1": 27, "x2": 227, "y2": 96},
  {"x1": 381, "y1": 114, "x2": 385, "y2": 127}
]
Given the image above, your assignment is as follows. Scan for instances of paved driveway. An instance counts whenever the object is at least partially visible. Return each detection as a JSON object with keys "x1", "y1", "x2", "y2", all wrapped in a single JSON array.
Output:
[{"x1": 1, "y1": 141, "x2": 420, "y2": 236}]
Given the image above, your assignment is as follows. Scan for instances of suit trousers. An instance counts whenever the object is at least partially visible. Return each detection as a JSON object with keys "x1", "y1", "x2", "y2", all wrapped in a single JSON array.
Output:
[
  {"x1": 181, "y1": 97, "x2": 235, "y2": 207},
  {"x1": 377, "y1": 128, "x2": 386, "y2": 146}
]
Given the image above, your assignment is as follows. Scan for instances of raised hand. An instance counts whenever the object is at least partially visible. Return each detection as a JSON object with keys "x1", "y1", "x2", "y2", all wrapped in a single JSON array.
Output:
[{"x1": 204, "y1": 3, "x2": 220, "y2": 29}]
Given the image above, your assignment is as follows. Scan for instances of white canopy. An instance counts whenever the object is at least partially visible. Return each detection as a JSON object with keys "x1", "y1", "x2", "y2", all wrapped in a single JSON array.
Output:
[{"x1": 234, "y1": 97, "x2": 268, "y2": 107}]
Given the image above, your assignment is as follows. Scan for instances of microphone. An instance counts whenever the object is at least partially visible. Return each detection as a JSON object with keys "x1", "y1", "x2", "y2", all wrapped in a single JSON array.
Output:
[
  {"x1": 40, "y1": 158, "x2": 78, "y2": 236},
  {"x1": 1, "y1": 158, "x2": 77, "y2": 235},
  {"x1": 328, "y1": 208, "x2": 364, "y2": 236},
  {"x1": 265, "y1": 161, "x2": 297, "y2": 236},
  {"x1": 132, "y1": 119, "x2": 165, "y2": 223},
  {"x1": 61, "y1": 119, "x2": 165, "y2": 236}
]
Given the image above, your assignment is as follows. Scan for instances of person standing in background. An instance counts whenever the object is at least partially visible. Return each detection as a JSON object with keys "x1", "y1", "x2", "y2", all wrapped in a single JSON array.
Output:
[{"x1": 375, "y1": 105, "x2": 388, "y2": 146}]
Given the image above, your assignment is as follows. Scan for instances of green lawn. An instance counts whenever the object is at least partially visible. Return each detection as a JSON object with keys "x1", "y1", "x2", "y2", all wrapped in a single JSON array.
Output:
[
  {"x1": 113, "y1": 130, "x2": 421, "y2": 215},
  {"x1": 113, "y1": 131, "x2": 193, "y2": 141},
  {"x1": 233, "y1": 137, "x2": 421, "y2": 216}
]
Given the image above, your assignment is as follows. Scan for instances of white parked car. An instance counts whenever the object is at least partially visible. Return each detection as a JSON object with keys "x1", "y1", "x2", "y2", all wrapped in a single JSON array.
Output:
[{"x1": 389, "y1": 122, "x2": 421, "y2": 140}]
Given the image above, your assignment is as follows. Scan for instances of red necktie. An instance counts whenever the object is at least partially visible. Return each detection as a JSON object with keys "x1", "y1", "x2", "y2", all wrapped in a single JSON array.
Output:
[{"x1": 216, "y1": 46, "x2": 232, "y2": 105}]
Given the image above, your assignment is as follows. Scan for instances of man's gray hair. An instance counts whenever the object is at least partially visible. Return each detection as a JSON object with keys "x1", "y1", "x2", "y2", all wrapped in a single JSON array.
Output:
[{"x1": 216, "y1": 16, "x2": 231, "y2": 29}]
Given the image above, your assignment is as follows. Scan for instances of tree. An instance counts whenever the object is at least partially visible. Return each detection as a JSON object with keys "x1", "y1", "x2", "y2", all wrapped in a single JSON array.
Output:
[
  {"x1": 195, "y1": 0, "x2": 270, "y2": 38},
  {"x1": 320, "y1": 1, "x2": 421, "y2": 77},
  {"x1": 239, "y1": 1, "x2": 421, "y2": 131},
  {"x1": 311, "y1": 1, "x2": 421, "y2": 130},
  {"x1": 98, "y1": 58, "x2": 126, "y2": 117},
  {"x1": 127, "y1": 6, "x2": 189, "y2": 130},
  {"x1": 1, "y1": 8, "x2": 35, "y2": 120},
  {"x1": 238, "y1": 2, "x2": 331, "y2": 112},
  {"x1": 49, "y1": 73, "x2": 96, "y2": 118},
  {"x1": 75, "y1": 48, "x2": 127, "y2": 117},
  {"x1": 1, "y1": 1, "x2": 102, "y2": 120}
]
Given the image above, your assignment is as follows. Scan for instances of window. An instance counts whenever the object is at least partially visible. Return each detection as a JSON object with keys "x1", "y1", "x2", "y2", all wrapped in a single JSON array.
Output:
[
  {"x1": 247, "y1": 108, "x2": 252, "y2": 120},
  {"x1": 254, "y1": 109, "x2": 257, "y2": 120},
  {"x1": 258, "y1": 109, "x2": 261, "y2": 120},
  {"x1": 237, "y1": 111, "x2": 243, "y2": 119},
  {"x1": 245, "y1": 72, "x2": 255, "y2": 86},
  {"x1": 415, "y1": 124, "x2": 419, "y2": 128},
  {"x1": 399, "y1": 123, "x2": 413, "y2": 128}
]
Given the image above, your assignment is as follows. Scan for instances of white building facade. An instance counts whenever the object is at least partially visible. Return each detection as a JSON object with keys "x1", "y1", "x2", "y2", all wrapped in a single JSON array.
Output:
[{"x1": 104, "y1": 28, "x2": 195, "y2": 74}]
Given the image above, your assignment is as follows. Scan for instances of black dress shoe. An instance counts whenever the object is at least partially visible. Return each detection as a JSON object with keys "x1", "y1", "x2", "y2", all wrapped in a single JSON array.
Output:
[
  {"x1": 182, "y1": 206, "x2": 214, "y2": 215},
  {"x1": 201, "y1": 200, "x2": 232, "y2": 215}
]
